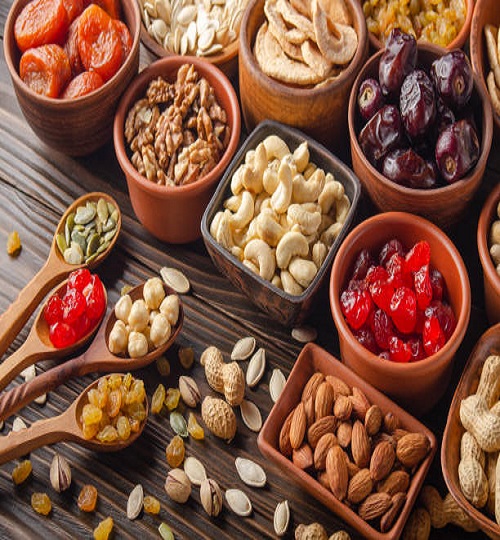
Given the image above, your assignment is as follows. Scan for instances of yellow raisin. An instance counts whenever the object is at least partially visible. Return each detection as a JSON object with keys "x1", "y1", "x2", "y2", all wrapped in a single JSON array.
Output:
[
  {"x1": 93, "y1": 516, "x2": 113, "y2": 540},
  {"x1": 166, "y1": 435, "x2": 185, "y2": 467},
  {"x1": 129, "y1": 417, "x2": 141, "y2": 433},
  {"x1": 31, "y1": 492, "x2": 51, "y2": 515},
  {"x1": 11, "y1": 459, "x2": 32, "y2": 485},
  {"x1": 96, "y1": 425, "x2": 119, "y2": 443},
  {"x1": 106, "y1": 389, "x2": 122, "y2": 418},
  {"x1": 187, "y1": 412, "x2": 205, "y2": 440},
  {"x1": 164, "y1": 388, "x2": 180, "y2": 411},
  {"x1": 78, "y1": 484, "x2": 98, "y2": 512},
  {"x1": 143, "y1": 495, "x2": 161, "y2": 515},
  {"x1": 82, "y1": 422, "x2": 100, "y2": 440},
  {"x1": 156, "y1": 356, "x2": 171, "y2": 377},
  {"x1": 7, "y1": 231, "x2": 21, "y2": 257},
  {"x1": 126, "y1": 401, "x2": 147, "y2": 422},
  {"x1": 82, "y1": 404, "x2": 103, "y2": 426},
  {"x1": 178, "y1": 347, "x2": 194, "y2": 369},
  {"x1": 151, "y1": 383, "x2": 166, "y2": 415},
  {"x1": 122, "y1": 372, "x2": 133, "y2": 390},
  {"x1": 116, "y1": 415, "x2": 131, "y2": 440},
  {"x1": 126, "y1": 379, "x2": 146, "y2": 405},
  {"x1": 108, "y1": 374, "x2": 122, "y2": 390}
]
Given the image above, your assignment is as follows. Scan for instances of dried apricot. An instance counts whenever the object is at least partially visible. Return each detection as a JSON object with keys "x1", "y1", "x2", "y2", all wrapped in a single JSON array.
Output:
[
  {"x1": 94, "y1": 0, "x2": 121, "y2": 19},
  {"x1": 78, "y1": 484, "x2": 98, "y2": 512},
  {"x1": 65, "y1": 17, "x2": 84, "y2": 76},
  {"x1": 62, "y1": 0, "x2": 83, "y2": 23},
  {"x1": 113, "y1": 19, "x2": 132, "y2": 58},
  {"x1": 19, "y1": 44, "x2": 71, "y2": 98},
  {"x1": 61, "y1": 69, "x2": 104, "y2": 98},
  {"x1": 14, "y1": 0, "x2": 69, "y2": 52}
]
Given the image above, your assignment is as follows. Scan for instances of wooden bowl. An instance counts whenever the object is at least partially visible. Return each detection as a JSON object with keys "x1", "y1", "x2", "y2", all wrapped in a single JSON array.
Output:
[
  {"x1": 238, "y1": 0, "x2": 368, "y2": 156},
  {"x1": 478, "y1": 182, "x2": 500, "y2": 325},
  {"x1": 258, "y1": 342, "x2": 437, "y2": 540},
  {"x1": 201, "y1": 119, "x2": 361, "y2": 327},
  {"x1": 442, "y1": 323, "x2": 500, "y2": 539},
  {"x1": 329, "y1": 211, "x2": 471, "y2": 416},
  {"x1": 470, "y1": 0, "x2": 500, "y2": 135},
  {"x1": 3, "y1": 0, "x2": 141, "y2": 156},
  {"x1": 348, "y1": 43, "x2": 493, "y2": 230},
  {"x1": 113, "y1": 55, "x2": 241, "y2": 244}
]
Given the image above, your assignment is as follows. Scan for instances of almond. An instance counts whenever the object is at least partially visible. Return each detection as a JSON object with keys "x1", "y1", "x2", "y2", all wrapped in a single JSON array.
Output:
[
  {"x1": 313, "y1": 433, "x2": 338, "y2": 470},
  {"x1": 333, "y1": 395, "x2": 352, "y2": 421},
  {"x1": 380, "y1": 492, "x2": 406, "y2": 533},
  {"x1": 307, "y1": 415, "x2": 337, "y2": 448},
  {"x1": 337, "y1": 421, "x2": 352, "y2": 448},
  {"x1": 326, "y1": 445, "x2": 348, "y2": 501},
  {"x1": 370, "y1": 440, "x2": 395, "y2": 482},
  {"x1": 347, "y1": 468, "x2": 373, "y2": 504},
  {"x1": 317, "y1": 470, "x2": 330, "y2": 491},
  {"x1": 289, "y1": 402, "x2": 307, "y2": 449},
  {"x1": 304, "y1": 395, "x2": 315, "y2": 427},
  {"x1": 383, "y1": 411, "x2": 401, "y2": 433},
  {"x1": 325, "y1": 375, "x2": 351, "y2": 398},
  {"x1": 346, "y1": 458, "x2": 360, "y2": 478},
  {"x1": 301, "y1": 372, "x2": 324, "y2": 402},
  {"x1": 314, "y1": 381, "x2": 335, "y2": 420},
  {"x1": 358, "y1": 492, "x2": 392, "y2": 521},
  {"x1": 351, "y1": 420, "x2": 371, "y2": 468},
  {"x1": 350, "y1": 387, "x2": 371, "y2": 421},
  {"x1": 396, "y1": 432, "x2": 430, "y2": 468},
  {"x1": 365, "y1": 404, "x2": 383, "y2": 436},
  {"x1": 292, "y1": 443, "x2": 313, "y2": 470},
  {"x1": 279, "y1": 409, "x2": 294, "y2": 457},
  {"x1": 377, "y1": 470, "x2": 410, "y2": 496}
]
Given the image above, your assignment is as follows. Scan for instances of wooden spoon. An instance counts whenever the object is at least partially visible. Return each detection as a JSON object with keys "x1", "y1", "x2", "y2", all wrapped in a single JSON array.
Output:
[
  {"x1": 0, "y1": 374, "x2": 148, "y2": 465},
  {"x1": 0, "y1": 192, "x2": 121, "y2": 359},
  {"x1": 0, "y1": 278, "x2": 108, "y2": 393},
  {"x1": 0, "y1": 282, "x2": 183, "y2": 422}
]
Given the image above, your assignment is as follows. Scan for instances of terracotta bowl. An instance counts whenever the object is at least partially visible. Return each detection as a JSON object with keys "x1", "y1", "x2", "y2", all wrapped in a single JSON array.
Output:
[
  {"x1": 442, "y1": 323, "x2": 500, "y2": 539},
  {"x1": 348, "y1": 43, "x2": 493, "y2": 230},
  {"x1": 258, "y1": 342, "x2": 437, "y2": 540},
  {"x1": 238, "y1": 0, "x2": 368, "y2": 155},
  {"x1": 201, "y1": 119, "x2": 361, "y2": 327},
  {"x1": 113, "y1": 55, "x2": 241, "y2": 244},
  {"x1": 478, "y1": 182, "x2": 500, "y2": 325},
  {"x1": 329, "y1": 211, "x2": 471, "y2": 416},
  {"x1": 470, "y1": 0, "x2": 500, "y2": 135},
  {"x1": 366, "y1": 0, "x2": 472, "y2": 51},
  {"x1": 3, "y1": 0, "x2": 141, "y2": 156}
]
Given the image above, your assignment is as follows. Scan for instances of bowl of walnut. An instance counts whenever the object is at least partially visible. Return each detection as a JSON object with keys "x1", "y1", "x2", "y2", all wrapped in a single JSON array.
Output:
[{"x1": 113, "y1": 55, "x2": 241, "y2": 244}]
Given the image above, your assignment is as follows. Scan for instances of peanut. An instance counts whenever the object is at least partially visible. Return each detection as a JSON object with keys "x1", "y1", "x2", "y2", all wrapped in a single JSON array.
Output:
[
  {"x1": 458, "y1": 455, "x2": 488, "y2": 508},
  {"x1": 460, "y1": 431, "x2": 486, "y2": 469},
  {"x1": 476, "y1": 355, "x2": 500, "y2": 408},
  {"x1": 459, "y1": 394, "x2": 500, "y2": 452},
  {"x1": 402, "y1": 507, "x2": 431, "y2": 540}
]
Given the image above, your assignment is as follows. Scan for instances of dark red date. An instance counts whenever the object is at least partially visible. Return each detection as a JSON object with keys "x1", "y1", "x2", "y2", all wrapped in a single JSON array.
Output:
[
  {"x1": 400, "y1": 69, "x2": 436, "y2": 139},
  {"x1": 358, "y1": 78, "x2": 384, "y2": 121},
  {"x1": 379, "y1": 28, "x2": 417, "y2": 96},
  {"x1": 382, "y1": 148, "x2": 437, "y2": 189},
  {"x1": 430, "y1": 50, "x2": 473, "y2": 110}
]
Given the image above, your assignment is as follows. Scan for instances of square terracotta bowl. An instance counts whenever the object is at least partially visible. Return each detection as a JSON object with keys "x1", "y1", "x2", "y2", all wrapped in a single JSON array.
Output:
[
  {"x1": 258, "y1": 342, "x2": 437, "y2": 540},
  {"x1": 200, "y1": 119, "x2": 361, "y2": 327}
]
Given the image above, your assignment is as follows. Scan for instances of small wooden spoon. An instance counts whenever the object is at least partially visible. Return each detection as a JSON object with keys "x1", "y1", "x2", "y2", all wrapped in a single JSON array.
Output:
[
  {"x1": 0, "y1": 192, "x2": 121, "y2": 359},
  {"x1": 0, "y1": 374, "x2": 148, "y2": 465},
  {"x1": 0, "y1": 282, "x2": 183, "y2": 422},
  {"x1": 0, "y1": 279, "x2": 108, "y2": 393}
]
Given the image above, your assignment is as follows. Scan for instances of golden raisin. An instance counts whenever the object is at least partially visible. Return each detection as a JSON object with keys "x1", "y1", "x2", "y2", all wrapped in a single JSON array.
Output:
[
  {"x1": 96, "y1": 425, "x2": 118, "y2": 443},
  {"x1": 82, "y1": 403, "x2": 103, "y2": 425},
  {"x1": 31, "y1": 492, "x2": 51, "y2": 515},
  {"x1": 143, "y1": 495, "x2": 161, "y2": 515},
  {"x1": 178, "y1": 347, "x2": 194, "y2": 369},
  {"x1": 7, "y1": 231, "x2": 21, "y2": 256},
  {"x1": 106, "y1": 389, "x2": 122, "y2": 418},
  {"x1": 126, "y1": 379, "x2": 146, "y2": 405},
  {"x1": 78, "y1": 484, "x2": 98, "y2": 512},
  {"x1": 187, "y1": 412, "x2": 205, "y2": 440},
  {"x1": 116, "y1": 415, "x2": 131, "y2": 440},
  {"x1": 151, "y1": 383, "x2": 166, "y2": 415},
  {"x1": 12, "y1": 459, "x2": 32, "y2": 485},
  {"x1": 156, "y1": 356, "x2": 171, "y2": 376},
  {"x1": 164, "y1": 388, "x2": 180, "y2": 411},
  {"x1": 93, "y1": 516, "x2": 113, "y2": 540},
  {"x1": 166, "y1": 435, "x2": 185, "y2": 467}
]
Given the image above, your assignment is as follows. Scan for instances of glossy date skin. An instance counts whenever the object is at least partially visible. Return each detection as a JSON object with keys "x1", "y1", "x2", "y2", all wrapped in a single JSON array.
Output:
[
  {"x1": 382, "y1": 148, "x2": 437, "y2": 189},
  {"x1": 430, "y1": 50, "x2": 473, "y2": 110},
  {"x1": 379, "y1": 28, "x2": 417, "y2": 97},
  {"x1": 400, "y1": 69, "x2": 436, "y2": 140}
]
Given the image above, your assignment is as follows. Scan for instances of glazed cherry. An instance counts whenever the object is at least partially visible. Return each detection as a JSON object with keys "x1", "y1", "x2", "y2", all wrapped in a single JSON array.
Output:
[
  {"x1": 358, "y1": 78, "x2": 384, "y2": 121},
  {"x1": 430, "y1": 50, "x2": 473, "y2": 110},
  {"x1": 422, "y1": 315, "x2": 446, "y2": 356},
  {"x1": 390, "y1": 286, "x2": 417, "y2": 334},
  {"x1": 382, "y1": 148, "x2": 437, "y2": 189},
  {"x1": 405, "y1": 240, "x2": 431, "y2": 273},
  {"x1": 389, "y1": 335, "x2": 412, "y2": 363},
  {"x1": 44, "y1": 294, "x2": 64, "y2": 326},
  {"x1": 62, "y1": 288, "x2": 86, "y2": 325},
  {"x1": 83, "y1": 275, "x2": 106, "y2": 321},
  {"x1": 340, "y1": 289, "x2": 373, "y2": 330},
  {"x1": 351, "y1": 248, "x2": 374, "y2": 281},
  {"x1": 354, "y1": 326, "x2": 378, "y2": 354},
  {"x1": 369, "y1": 279, "x2": 394, "y2": 313},
  {"x1": 379, "y1": 239, "x2": 405, "y2": 267},
  {"x1": 49, "y1": 322, "x2": 76, "y2": 349},
  {"x1": 430, "y1": 269, "x2": 445, "y2": 301},
  {"x1": 67, "y1": 267, "x2": 92, "y2": 292},
  {"x1": 400, "y1": 69, "x2": 436, "y2": 139},
  {"x1": 414, "y1": 265, "x2": 433, "y2": 310},
  {"x1": 371, "y1": 308, "x2": 394, "y2": 350},
  {"x1": 379, "y1": 28, "x2": 417, "y2": 96},
  {"x1": 425, "y1": 300, "x2": 456, "y2": 340}
]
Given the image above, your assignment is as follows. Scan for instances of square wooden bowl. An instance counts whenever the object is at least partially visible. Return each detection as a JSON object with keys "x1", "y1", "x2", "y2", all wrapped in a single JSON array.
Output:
[{"x1": 258, "y1": 342, "x2": 437, "y2": 540}]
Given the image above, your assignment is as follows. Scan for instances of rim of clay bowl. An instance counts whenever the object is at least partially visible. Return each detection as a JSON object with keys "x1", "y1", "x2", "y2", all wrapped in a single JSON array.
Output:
[
  {"x1": 113, "y1": 55, "x2": 241, "y2": 199},
  {"x1": 330, "y1": 211, "x2": 471, "y2": 377},
  {"x1": 477, "y1": 182, "x2": 500, "y2": 298}
]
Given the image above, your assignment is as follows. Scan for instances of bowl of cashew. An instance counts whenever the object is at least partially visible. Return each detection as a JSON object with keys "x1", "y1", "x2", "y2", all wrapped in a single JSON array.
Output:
[{"x1": 201, "y1": 119, "x2": 361, "y2": 326}]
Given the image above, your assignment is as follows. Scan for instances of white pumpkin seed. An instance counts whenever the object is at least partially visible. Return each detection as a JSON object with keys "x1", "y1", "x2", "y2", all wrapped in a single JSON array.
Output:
[
  {"x1": 269, "y1": 369, "x2": 286, "y2": 403},
  {"x1": 198, "y1": 27, "x2": 215, "y2": 50},
  {"x1": 144, "y1": 1, "x2": 157, "y2": 17},
  {"x1": 160, "y1": 266, "x2": 191, "y2": 294},
  {"x1": 12, "y1": 417, "x2": 27, "y2": 432},
  {"x1": 240, "y1": 399, "x2": 262, "y2": 432},
  {"x1": 127, "y1": 484, "x2": 144, "y2": 520},
  {"x1": 225, "y1": 488, "x2": 252, "y2": 517},
  {"x1": 273, "y1": 500, "x2": 290, "y2": 536},
  {"x1": 246, "y1": 348, "x2": 266, "y2": 388},
  {"x1": 186, "y1": 20, "x2": 197, "y2": 51},
  {"x1": 158, "y1": 523, "x2": 174, "y2": 540},
  {"x1": 20, "y1": 364, "x2": 36, "y2": 382},
  {"x1": 152, "y1": 18, "x2": 168, "y2": 41},
  {"x1": 34, "y1": 393, "x2": 47, "y2": 405},
  {"x1": 198, "y1": 43, "x2": 223, "y2": 56},
  {"x1": 180, "y1": 32, "x2": 189, "y2": 54},
  {"x1": 155, "y1": 0, "x2": 171, "y2": 23},
  {"x1": 291, "y1": 325, "x2": 317, "y2": 343},
  {"x1": 177, "y1": 4, "x2": 197, "y2": 25},
  {"x1": 235, "y1": 457, "x2": 266, "y2": 487},
  {"x1": 231, "y1": 336, "x2": 256, "y2": 361},
  {"x1": 184, "y1": 456, "x2": 207, "y2": 486}
]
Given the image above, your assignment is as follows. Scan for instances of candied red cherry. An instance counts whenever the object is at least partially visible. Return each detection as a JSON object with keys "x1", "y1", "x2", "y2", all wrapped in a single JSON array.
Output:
[
  {"x1": 365, "y1": 265, "x2": 389, "y2": 285},
  {"x1": 67, "y1": 268, "x2": 92, "y2": 292},
  {"x1": 358, "y1": 78, "x2": 384, "y2": 121},
  {"x1": 370, "y1": 308, "x2": 394, "y2": 350},
  {"x1": 351, "y1": 248, "x2": 374, "y2": 281},
  {"x1": 379, "y1": 239, "x2": 405, "y2": 267},
  {"x1": 400, "y1": 70, "x2": 436, "y2": 140},
  {"x1": 405, "y1": 240, "x2": 430, "y2": 273},
  {"x1": 354, "y1": 326, "x2": 378, "y2": 354},
  {"x1": 389, "y1": 335, "x2": 412, "y2": 363},
  {"x1": 382, "y1": 148, "x2": 437, "y2": 189},
  {"x1": 435, "y1": 119, "x2": 479, "y2": 184},
  {"x1": 379, "y1": 350, "x2": 390, "y2": 360},
  {"x1": 389, "y1": 286, "x2": 417, "y2": 334},
  {"x1": 72, "y1": 313, "x2": 91, "y2": 340},
  {"x1": 386, "y1": 253, "x2": 412, "y2": 289},
  {"x1": 340, "y1": 289, "x2": 373, "y2": 330},
  {"x1": 379, "y1": 28, "x2": 417, "y2": 97},
  {"x1": 425, "y1": 300, "x2": 456, "y2": 340},
  {"x1": 49, "y1": 322, "x2": 76, "y2": 349},
  {"x1": 44, "y1": 294, "x2": 64, "y2": 326},
  {"x1": 414, "y1": 265, "x2": 433, "y2": 310},
  {"x1": 83, "y1": 275, "x2": 106, "y2": 321},
  {"x1": 408, "y1": 337, "x2": 425, "y2": 362},
  {"x1": 430, "y1": 269, "x2": 445, "y2": 301},
  {"x1": 62, "y1": 288, "x2": 86, "y2": 325},
  {"x1": 430, "y1": 50, "x2": 473, "y2": 110},
  {"x1": 369, "y1": 279, "x2": 394, "y2": 313},
  {"x1": 422, "y1": 315, "x2": 445, "y2": 356}
]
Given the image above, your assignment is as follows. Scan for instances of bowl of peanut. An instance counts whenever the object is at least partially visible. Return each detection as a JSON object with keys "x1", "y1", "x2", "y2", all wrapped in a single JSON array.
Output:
[
  {"x1": 200, "y1": 119, "x2": 361, "y2": 326},
  {"x1": 113, "y1": 55, "x2": 241, "y2": 244}
]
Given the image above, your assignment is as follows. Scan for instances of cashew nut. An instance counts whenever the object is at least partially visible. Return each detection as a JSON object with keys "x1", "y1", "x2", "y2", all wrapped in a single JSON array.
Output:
[
  {"x1": 244, "y1": 239, "x2": 276, "y2": 281},
  {"x1": 256, "y1": 212, "x2": 286, "y2": 247},
  {"x1": 263, "y1": 134, "x2": 290, "y2": 161},
  {"x1": 276, "y1": 231, "x2": 309, "y2": 268},
  {"x1": 281, "y1": 270, "x2": 304, "y2": 295},
  {"x1": 318, "y1": 179, "x2": 344, "y2": 214},
  {"x1": 230, "y1": 165, "x2": 245, "y2": 195},
  {"x1": 288, "y1": 257, "x2": 318, "y2": 288},
  {"x1": 231, "y1": 190, "x2": 255, "y2": 230},
  {"x1": 320, "y1": 221, "x2": 343, "y2": 246},
  {"x1": 224, "y1": 194, "x2": 242, "y2": 212},
  {"x1": 263, "y1": 167, "x2": 279, "y2": 194},
  {"x1": 210, "y1": 210, "x2": 224, "y2": 238},
  {"x1": 336, "y1": 194, "x2": 351, "y2": 223},
  {"x1": 254, "y1": 192, "x2": 270, "y2": 214},
  {"x1": 292, "y1": 141, "x2": 310, "y2": 173},
  {"x1": 271, "y1": 274, "x2": 282, "y2": 289},
  {"x1": 312, "y1": 241, "x2": 328, "y2": 269},
  {"x1": 215, "y1": 209, "x2": 234, "y2": 250},
  {"x1": 303, "y1": 162, "x2": 317, "y2": 179},
  {"x1": 271, "y1": 159, "x2": 293, "y2": 213},
  {"x1": 243, "y1": 258, "x2": 260, "y2": 274},
  {"x1": 287, "y1": 203, "x2": 322, "y2": 236},
  {"x1": 292, "y1": 168, "x2": 325, "y2": 203}
]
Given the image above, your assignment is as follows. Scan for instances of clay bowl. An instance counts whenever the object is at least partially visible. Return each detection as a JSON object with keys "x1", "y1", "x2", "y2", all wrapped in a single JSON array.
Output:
[
  {"x1": 201, "y1": 119, "x2": 361, "y2": 327},
  {"x1": 470, "y1": 0, "x2": 500, "y2": 135},
  {"x1": 113, "y1": 55, "x2": 241, "y2": 244},
  {"x1": 258, "y1": 342, "x2": 437, "y2": 540},
  {"x1": 3, "y1": 0, "x2": 141, "y2": 156},
  {"x1": 348, "y1": 42, "x2": 493, "y2": 230},
  {"x1": 478, "y1": 182, "x2": 500, "y2": 325},
  {"x1": 442, "y1": 323, "x2": 500, "y2": 539},
  {"x1": 366, "y1": 0, "x2": 472, "y2": 51},
  {"x1": 238, "y1": 0, "x2": 368, "y2": 155},
  {"x1": 329, "y1": 211, "x2": 471, "y2": 416}
]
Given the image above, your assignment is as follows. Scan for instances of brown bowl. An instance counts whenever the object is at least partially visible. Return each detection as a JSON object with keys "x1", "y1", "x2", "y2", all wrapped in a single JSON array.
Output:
[
  {"x1": 3, "y1": 0, "x2": 141, "y2": 156},
  {"x1": 201, "y1": 119, "x2": 361, "y2": 327},
  {"x1": 442, "y1": 323, "x2": 500, "y2": 539},
  {"x1": 258, "y1": 342, "x2": 437, "y2": 540},
  {"x1": 238, "y1": 0, "x2": 368, "y2": 155},
  {"x1": 113, "y1": 55, "x2": 241, "y2": 244},
  {"x1": 478, "y1": 182, "x2": 500, "y2": 325},
  {"x1": 348, "y1": 42, "x2": 493, "y2": 230},
  {"x1": 329, "y1": 211, "x2": 471, "y2": 416},
  {"x1": 470, "y1": 0, "x2": 500, "y2": 135}
]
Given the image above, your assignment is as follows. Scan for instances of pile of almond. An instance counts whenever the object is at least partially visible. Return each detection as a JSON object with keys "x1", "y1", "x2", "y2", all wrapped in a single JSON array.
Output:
[{"x1": 279, "y1": 372, "x2": 431, "y2": 533}]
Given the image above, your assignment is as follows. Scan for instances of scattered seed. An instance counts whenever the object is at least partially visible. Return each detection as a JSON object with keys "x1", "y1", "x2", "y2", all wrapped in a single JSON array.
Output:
[
  {"x1": 184, "y1": 456, "x2": 207, "y2": 486},
  {"x1": 231, "y1": 336, "x2": 256, "y2": 361},
  {"x1": 127, "y1": 484, "x2": 144, "y2": 520},
  {"x1": 20, "y1": 364, "x2": 36, "y2": 382},
  {"x1": 273, "y1": 500, "x2": 290, "y2": 537},
  {"x1": 12, "y1": 417, "x2": 27, "y2": 432},
  {"x1": 246, "y1": 348, "x2": 266, "y2": 388},
  {"x1": 291, "y1": 325, "x2": 317, "y2": 343},
  {"x1": 235, "y1": 457, "x2": 266, "y2": 488},
  {"x1": 6, "y1": 230, "x2": 21, "y2": 256},
  {"x1": 170, "y1": 411, "x2": 188, "y2": 437},
  {"x1": 240, "y1": 399, "x2": 262, "y2": 432},
  {"x1": 34, "y1": 393, "x2": 47, "y2": 405},
  {"x1": 225, "y1": 488, "x2": 252, "y2": 517},
  {"x1": 269, "y1": 369, "x2": 287, "y2": 403},
  {"x1": 160, "y1": 267, "x2": 190, "y2": 294},
  {"x1": 158, "y1": 522, "x2": 174, "y2": 540},
  {"x1": 179, "y1": 376, "x2": 201, "y2": 408}
]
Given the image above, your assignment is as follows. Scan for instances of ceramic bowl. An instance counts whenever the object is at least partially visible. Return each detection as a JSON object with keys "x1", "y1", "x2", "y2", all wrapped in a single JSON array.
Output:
[
  {"x1": 201, "y1": 119, "x2": 361, "y2": 327},
  {"x1": 3, "y1": 0, "x2": 141, "y2": 156},
  {"x1": 238, "y1": 0, "x2": 368, "y2": 156},
  {"x1": 113, "y1": 55, "x2": 241, "y2": 244},
  {"x1": 470, "y1": 0, "x2": 500, "y2": 134},
  {"x1": 258, "y1": 342, "x2": 437, "y2": 540},
  {"x1": 478, "y1": 182, "x2": 500, "y2": 325},
  {"x1": 442, "y1": 323, "x2": 500, "y2": 539},
  {"x1": 329, "y1": 211, "x2": 471, "y2": 416},
  {"x1": 348, "y1": 43, "x2": 493, "y2": 230}
]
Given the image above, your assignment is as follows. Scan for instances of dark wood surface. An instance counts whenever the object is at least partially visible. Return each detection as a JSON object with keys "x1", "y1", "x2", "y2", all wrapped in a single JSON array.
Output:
[{"x1": 0, "y1": 5, "x2": 499, "y2": 538}]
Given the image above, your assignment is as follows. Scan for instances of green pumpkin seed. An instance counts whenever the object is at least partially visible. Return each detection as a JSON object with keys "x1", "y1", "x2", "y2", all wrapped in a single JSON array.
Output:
[
  {"x1": 71, "y1": 230, "x2": 87, "y2": 252},
  {"x1": 158, "y1": 523, "x2": 174, "y2": 540},
  {"x1": 110, "y1": 209, "x2": 119, "y2": 223},
  {"x1": 107, "y1": 202, "x2": 116, "y2": 215},
  {"x1": 86, "y1": 233, "x2": 100, "y2": 257},
  {"x1": 97, "y1": 198, "x2": 109, "y2": 223},
  {"x1": 102, "y1": 217, "x2": 116, "y2": 233},
  {"x1": 103, "y1": 228, "x2": 117, "y2": 243},
  {"x1": 96, "y1": 241, "x2": 110, "y2": 255},
  {"x1": 63, "y1": 243, "x2": 84, "y2": 264},
  {"x1": 56, "y1": 233, "x2": 67, "y2": 254},
  {"x1": 170, "y1": 411, "x2": 188, "y2": 437},
  {"x1": 85, "y1": 252, "x2": 99, "y2": 264},
  {"x1": 64, "y1": 212, "x2": 75, "y2": 247},
  {"x1": 74, "y1": 204, "x2": 96, "y2": 225}
]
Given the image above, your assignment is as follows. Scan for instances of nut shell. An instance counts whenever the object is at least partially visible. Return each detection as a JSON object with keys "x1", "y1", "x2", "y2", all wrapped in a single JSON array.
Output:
[
  {"x1": 222, "y1": 361, "x2": 245, "y2": 406},
  {"x1": 202, "y1": 346, "x2": 225, "y2": 392},
  {"x1": 201, "y1": 396, "x2": 237, "y2": 440}
]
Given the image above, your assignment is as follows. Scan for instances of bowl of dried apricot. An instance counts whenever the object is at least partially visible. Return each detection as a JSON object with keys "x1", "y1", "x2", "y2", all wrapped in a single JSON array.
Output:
[{"x1": 3, "y1": 0, "x2": 141, "y2": 156}]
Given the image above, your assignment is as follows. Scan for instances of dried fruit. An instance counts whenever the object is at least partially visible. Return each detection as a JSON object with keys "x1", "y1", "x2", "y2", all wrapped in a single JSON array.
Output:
[
  {"x1": 31, "y1": 492, "x2": 52, "y2": 515},
  {"x1": 12, "y1": 459, "x2": 32, "y2": 485},
  {"x1": 143, "y1": 495, "x2": 161, "y2": 515},
  {"x1": 400, "y1": 69, "x2": 436, "y2": 139},
  {"x1": 78, "y1": 484, "x2": 98, "y2": 512},
  {"x1": 166, "y1": 435, "x2": 185, "y2": 467},
  {"x1": 358, "y1": 78, "x2": 384, "y2": 121},
  {"x1": 165, "y1": 387, "x2": 181, "y2": 411},
  {"x1": 178, "y1": 346, "x2": 194, "y2": 369},
  {"x1": 93, "y1": 516, "x2": 113, "y2": 540},
  {"x1": 7, "y1": 231, "x2": 21, "y2": 256},
  {"x1": 378, "y1": 28, "x2": 417, "y2": 96},
  {"x1": 431, "y1": 50, "x2": 473, "y2": 110},
  {"x1": 151, "y1": 383, "x2": 166, "y2": 414},
  {"x1": 187, "y1": 412, "x2": 205, "y2": 440}
]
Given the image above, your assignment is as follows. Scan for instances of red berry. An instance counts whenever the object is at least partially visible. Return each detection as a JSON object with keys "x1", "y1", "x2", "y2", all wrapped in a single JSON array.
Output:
[
  {"x1": 340, "y1": 289, "x2": 373, "y2": 330},
  {"x1": 72, "y1": 313, "x2": 91, "y2": 340},
  {"x1": 369, "y1": 279, "x2": 395, "y2": 312},
  {"x1": 62, "y1": 288, "x2": 86, "y2": 325},
  {"x1": 422, "y1": 315, "x2": 445, "y2": 356},
  {"x1": 353, "y1": 326, "x2": 378, "y2": 354},
  {"x1": 379, "y1": 238, "x2": 405, "y2": 267},
  {"x1": 49, "y1": 322, "x2": 76, "y2": 348},
  {"x1": 386, "y1": 253, "x2": 412, "y2": 289},
  {"x1": 430, "y1": 269, "x2": 445, "y2": 301},
  {"x1": 414, "y1": 264, "x2": 432, "y2": 310},
  {"x1": 370, "y1": 308, "x2": 394, "y2": 350},
  {"x1": 425, "y1": 300, "x2": 456, "y2": 340},
  {"x1": 408, "y1": 337, "x2": 425, "y2": 361},
  {"x1": 67, "y1": 268, "x2": 92, "y2": 292},
  {"x1": 389, "y1": 286, "x2": 417, "y2": 334},
  {"x1": 83, "y1": 275, "x2": 106, "y2": 321},
  {"x1": 379, "y1": 350, "x2": 390, "y2": 360},
  {"x1": 389, "y1": 335, "x2": 412, "y2": 362},
  {"x1": 44, "y1": 294, "x2": 64, "y2": 326},
  {"x1": 365, "y1": 265, "x2": 389, "y2": 285},
  {"x1": 351, "y1": 248, "x2": 374, "y2": 281},
  {"x1": 405, "y1": 240, "x2": 430, "y2": 273}
]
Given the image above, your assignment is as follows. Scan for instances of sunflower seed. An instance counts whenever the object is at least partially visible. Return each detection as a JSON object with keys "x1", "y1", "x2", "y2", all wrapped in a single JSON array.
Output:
[
  {"x1": 246, "y1": 348, "x2": 266, "y2": 388},
  {"x1": 269, "y1": 369, "x2": 286, "y2": 403},
  {"x1": 291, "y1": 325, "x2": 317, "y2": 343},
  {"x1": 225, "y1": 488, "x2": 252, "y2": 516},
  {"x1": 170, "y1": 411, "x2": 188, "y2": 437},
  {"x1": 240, "y1": 399, "x2": 262, "y2": 432},
  {"x1": 235, "y1": 457, "x2": 266, "y2": 488},
  {"x1": 184, "y1": 456, "x2": 207, "y2": 486},
  {"x1": 231, "y1": 336, "x2": 256, "y2": 361},
  {"x1": 21, "y1": 364, "x2": 36, "y2": 382},
  {"x1": 160, "y1": 267, "x2": 190, "y2": 294},
  {"x1": 12, "y1": 417, "x2": 27, "y2": 432},
  {"x1": 127, "y1": 484, "x2": 144, "y2": 520},
  {"x1": 273, "y1": 500, "x2": 290, "y2": 536}
]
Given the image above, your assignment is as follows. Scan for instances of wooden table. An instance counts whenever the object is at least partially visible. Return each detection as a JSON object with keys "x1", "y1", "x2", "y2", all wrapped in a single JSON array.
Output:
[{"x1": 0, "y1": 7, "x2": 498, "y2": 539}]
